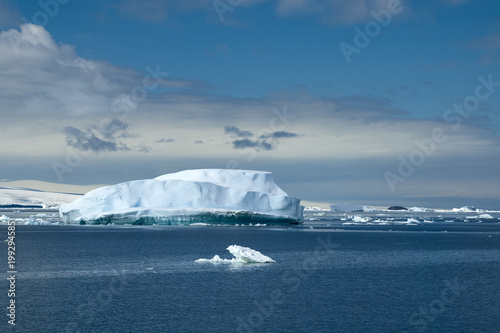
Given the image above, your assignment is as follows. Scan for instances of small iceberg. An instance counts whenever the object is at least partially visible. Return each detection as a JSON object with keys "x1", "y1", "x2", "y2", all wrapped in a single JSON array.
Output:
[
  {"x1": 195, "y1": 245, "x2": 275, "y2": 264},
  {"x1": 404, "y1": 218, "x2": 420, "y2": 225},
  {"x1": 452, "y1": 206, "x2": 477, "y2": 212}
]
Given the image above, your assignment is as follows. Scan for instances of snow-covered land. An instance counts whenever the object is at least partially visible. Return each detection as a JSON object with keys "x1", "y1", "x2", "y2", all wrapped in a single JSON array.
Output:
[
  {"x1": 0, "y1": 186, "x2": 81, "y2": 208},
  {"x1": 330, "y1": 204, "x2": 379, "y2": 212},
  {"x1": 60, "y1": 169, "x2": 304, "y2": 225}
]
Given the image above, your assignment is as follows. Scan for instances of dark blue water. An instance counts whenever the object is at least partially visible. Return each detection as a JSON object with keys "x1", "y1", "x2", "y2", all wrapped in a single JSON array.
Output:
[{"x1": 1, "y1": 224, "x2": 499, "y2": 332}]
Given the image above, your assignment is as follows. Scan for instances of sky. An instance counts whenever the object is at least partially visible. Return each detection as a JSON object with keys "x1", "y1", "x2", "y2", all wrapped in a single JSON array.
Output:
[{"x1": 0, "y1": 0, "x2": 499, "y2": 209}]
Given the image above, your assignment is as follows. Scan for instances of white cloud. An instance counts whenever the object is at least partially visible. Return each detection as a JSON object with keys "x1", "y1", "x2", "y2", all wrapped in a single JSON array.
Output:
[
  {"x1": 1, "y1": 22, "x2": 499, "y2": 209},
  {"x1": 111, "y1": 0, "x2": 399, "y2": 25},
  {"x1": 113, "y1": 0, "x2": 268, "y2": 22},
  {"x1": 110, "y1": 0, "x2": 476, "y2": 26},
  {"x1": 275, "y1": 0, "x2": 397, "y2": 25},
  {"x1": 0, "y1": 24, "x2": 136, "y2": 117}
]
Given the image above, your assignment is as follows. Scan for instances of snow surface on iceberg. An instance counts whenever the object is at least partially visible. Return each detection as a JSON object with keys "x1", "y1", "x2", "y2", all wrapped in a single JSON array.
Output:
[
  {"x1": 59, "y1": 169, "x2": 303, "y2": 225},
  {"x1": 195, "y1": 245, "x2": 275, "y2": 264}
]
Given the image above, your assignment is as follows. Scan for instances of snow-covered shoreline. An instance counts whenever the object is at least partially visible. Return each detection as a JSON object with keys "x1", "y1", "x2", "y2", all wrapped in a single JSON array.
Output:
[{"x1": 0, "y1": 186, "x2": 81, "y2": 208}]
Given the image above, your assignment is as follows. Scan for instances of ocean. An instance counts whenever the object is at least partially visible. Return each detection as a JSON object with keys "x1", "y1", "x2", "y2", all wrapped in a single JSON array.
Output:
[{"x1": 1, "y1": 211, "x2": 499, "y2": 332}]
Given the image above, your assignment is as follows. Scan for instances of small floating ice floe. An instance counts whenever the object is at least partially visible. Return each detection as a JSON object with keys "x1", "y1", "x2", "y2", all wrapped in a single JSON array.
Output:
[
  {"x1": 351, "y1": 215, "x2": 372, "y2": 223},
  {"x1": 404, "y1": 218, "x2": 420, "y2": 225},
  {"x1": 195, "y1": 245, "x2": 275, "y2": 264}
]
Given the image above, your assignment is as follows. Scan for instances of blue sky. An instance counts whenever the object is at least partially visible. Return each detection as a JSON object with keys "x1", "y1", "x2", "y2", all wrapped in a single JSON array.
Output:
[{"x1": 0, "y1": 0, "x2": 499, "y2": 209}]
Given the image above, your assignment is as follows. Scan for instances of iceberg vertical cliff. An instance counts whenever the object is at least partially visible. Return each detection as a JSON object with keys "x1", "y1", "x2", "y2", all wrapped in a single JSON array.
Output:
[{"x1": 59, "y1": 169, "x2": 303, "y2": 225}]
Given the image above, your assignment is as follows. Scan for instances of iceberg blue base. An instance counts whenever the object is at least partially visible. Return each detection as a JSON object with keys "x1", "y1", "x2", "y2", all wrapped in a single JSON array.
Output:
[{"x1": 77, "y1": 210, "x2": 301, "y2": 225}]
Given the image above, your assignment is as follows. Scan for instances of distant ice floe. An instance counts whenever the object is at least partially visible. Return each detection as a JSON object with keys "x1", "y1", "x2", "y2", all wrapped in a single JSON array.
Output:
[
  {"x1": 195, "y1": 245, "x2": 275, "y2": 264},
  {"x1": 341, "y1": 215, "x2": 422, "y2": 226},
  {"x1": 352, "y1": 215, "x2": 372, "y2": 223},
  {"x1": 24, "y1": 219, "x2": 52, "y2": 225},
  {"x1": 0, "y1": 214, "x2": 62, "y2": 225},
  {"x1": 327, "y1": 204, "x2": 499, "y2": 214}
]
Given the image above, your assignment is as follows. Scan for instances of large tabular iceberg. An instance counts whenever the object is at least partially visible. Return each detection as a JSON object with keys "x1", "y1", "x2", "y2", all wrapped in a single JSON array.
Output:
[{"x1": 59, "y1": 169, "x2": 303, "y2": 225}]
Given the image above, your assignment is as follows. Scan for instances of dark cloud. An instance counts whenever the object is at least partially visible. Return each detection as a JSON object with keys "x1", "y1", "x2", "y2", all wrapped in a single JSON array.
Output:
[
  {"x1": 162, "y1": 79, "x2": 213, "y2": 92},
  {"x1": 156, "y1": 138, "x2": 175, "y2": 143},
  {"x1": 93, "y1": 118, "x2": 129, "y2": 139},
  {"x1": 194, "y1": 140, "x2": 204, "y2": 144},
  {"x1": 137, "y1": 145, "x2": 151, "y2": 153},
  {"x1": 64, "y1": 119, "x2": 149, "y2": 153},
  {"x1": 232, "y1": 139, "x2": 273, "y2": 151},
  {"x1": 232, "y1": 139, "x2": 260, "y2": 149},
  {"x1": 64, "y1": 126, "x2": 125, "y2": 152},
  {"x1": 227, "y1": 127, "x2": 300, "y2": 151},
  {"x1": 260, "y1": 131, "x2": 300, "y2": 139},
  {"x1": 225, "y1": 126, "x2": 253, "y2": 138},
  {"x1": 260, "y1": 140, "x2": 273, "y2": 150}
]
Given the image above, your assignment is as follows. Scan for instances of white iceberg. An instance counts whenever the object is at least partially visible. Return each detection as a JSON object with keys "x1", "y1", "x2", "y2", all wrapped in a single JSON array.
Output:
[
  {"x1": 59, "y1": 169, "x2": 303, "y2": 225},
  {"x1": 304, "y1": 206, "x2": 325, "y2": 211},
  {"x1": 408, "y1": 207, "x2": 435, "y2": 212},
  {"x1": 195, "y1": 245, "x2": 275, "y2": 264},
  {"x1": 330, "y1": 204, "x2": 378, "y2": 212},
  {"x1": 452, "y1": 206, "x2": 478, "y2": 212}
]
